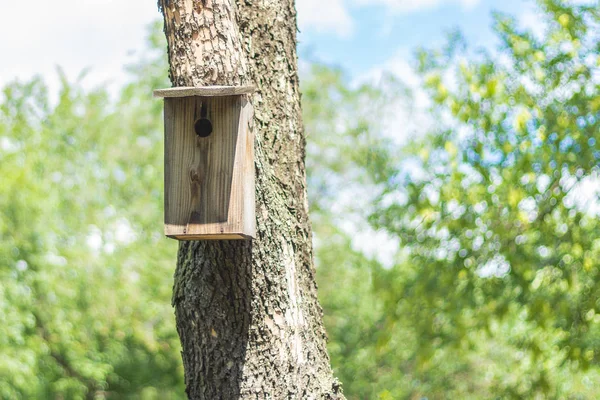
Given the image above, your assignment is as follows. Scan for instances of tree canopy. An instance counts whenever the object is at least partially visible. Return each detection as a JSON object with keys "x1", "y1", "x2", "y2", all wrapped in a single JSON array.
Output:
[
  {"x1": 0, "y1": 24, "x2": 183, "y2": 399},
  {"x1": 364, "y1": 0, "x2": 600, "y2": 397}
]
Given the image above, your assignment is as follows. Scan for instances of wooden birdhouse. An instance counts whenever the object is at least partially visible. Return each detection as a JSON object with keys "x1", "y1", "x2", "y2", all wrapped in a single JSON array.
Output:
[{"x1": 154, "y1": 86, "x2": 256, "y2": 240}]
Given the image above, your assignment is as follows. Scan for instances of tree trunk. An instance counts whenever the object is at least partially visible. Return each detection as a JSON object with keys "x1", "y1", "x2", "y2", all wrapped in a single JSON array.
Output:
[{"x1": 158, "y1": 0, "x2": 343, "y2": 398}]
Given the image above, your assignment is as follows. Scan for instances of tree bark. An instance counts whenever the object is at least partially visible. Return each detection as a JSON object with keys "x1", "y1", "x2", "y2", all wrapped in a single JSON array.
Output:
[{"x1": 158, "y1": 0, "x2": 343, "y2": 398}]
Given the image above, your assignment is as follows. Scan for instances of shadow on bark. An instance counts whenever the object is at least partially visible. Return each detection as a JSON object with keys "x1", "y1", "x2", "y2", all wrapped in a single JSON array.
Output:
[{"x1": 172, "y1": 240, "x2": 253, "y2": 399}]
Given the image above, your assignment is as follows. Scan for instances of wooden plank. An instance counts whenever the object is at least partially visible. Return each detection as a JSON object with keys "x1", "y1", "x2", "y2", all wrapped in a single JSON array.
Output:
[
  {"x1": 154, "y1": 86, "x2": 256, "y2": 98},
  {"x1": 166, "y1": 233, "x2": 253, "y2": 241},
  {"x1": 163, "y1": 95, "x2": 255, "y2": 240}
]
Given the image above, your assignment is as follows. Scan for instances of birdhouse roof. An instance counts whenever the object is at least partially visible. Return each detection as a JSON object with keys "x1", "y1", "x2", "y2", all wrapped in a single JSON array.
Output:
[{"x1": 153, "y1": 85, "x2": 256, "y2": 98}]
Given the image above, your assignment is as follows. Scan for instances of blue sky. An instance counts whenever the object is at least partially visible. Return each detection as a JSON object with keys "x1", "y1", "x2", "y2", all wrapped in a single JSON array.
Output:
[
  {"x1": 297, "y1": 0, "x2": 532, "y2": 77},
  {"x1": 0, "y1": 0, "x2": 550, "y2": 95}
]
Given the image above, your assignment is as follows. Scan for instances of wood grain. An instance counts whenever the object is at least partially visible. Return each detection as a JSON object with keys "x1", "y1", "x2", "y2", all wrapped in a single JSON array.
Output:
[
  {"x1": 163, "y1": 95, "x2": 255, "y2": 240},
  {"x1": 154, "y1": 86, "x2": 256, "y2": 98}
]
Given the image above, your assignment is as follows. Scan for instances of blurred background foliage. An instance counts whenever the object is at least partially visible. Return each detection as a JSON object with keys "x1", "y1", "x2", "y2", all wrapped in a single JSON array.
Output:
[{"x1": 1, "y1": 0, "x2": 600, "y2": 398}]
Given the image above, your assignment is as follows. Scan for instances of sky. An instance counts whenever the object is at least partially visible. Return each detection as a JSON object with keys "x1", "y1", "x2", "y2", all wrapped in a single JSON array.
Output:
[
  {"x1": 0, "y1": 0, "x2": 550, "y2": 95},
  {"x1": 297, "y1": 0, "x2": 531, "y2": 75},
  {"x1": 0, "y1": 0, "x2": 592, "y2": 266}
]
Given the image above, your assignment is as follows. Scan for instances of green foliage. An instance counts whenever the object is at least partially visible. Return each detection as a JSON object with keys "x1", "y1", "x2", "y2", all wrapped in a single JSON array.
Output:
[
  {"x1": 0, "y1": 22, "x2": 184, "y2": 399},
  {"x1": 303, "y1": 1, "x2": 600, "y2": 399},
  {"x1": 359, "y1": 0, "x2": 600, "y2": 398},
  {"x1": 302, "y1": 64, "x2": 503, "y2": 400}
]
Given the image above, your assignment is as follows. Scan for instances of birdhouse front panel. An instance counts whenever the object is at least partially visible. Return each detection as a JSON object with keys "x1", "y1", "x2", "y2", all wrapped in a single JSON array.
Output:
[{"x1": 156, "y1": 87, "x2": 255, "y2": 240}]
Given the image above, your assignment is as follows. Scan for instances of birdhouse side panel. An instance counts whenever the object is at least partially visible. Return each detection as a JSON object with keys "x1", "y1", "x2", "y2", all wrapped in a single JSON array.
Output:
[{"x1": 228, "y1": 97, "x2": 255, "y2": 237}]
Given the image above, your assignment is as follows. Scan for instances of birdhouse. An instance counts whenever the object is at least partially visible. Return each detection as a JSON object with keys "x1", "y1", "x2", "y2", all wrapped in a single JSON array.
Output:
[{"x1": 154, "y1": 86, "x2": 256, "y2": 240}]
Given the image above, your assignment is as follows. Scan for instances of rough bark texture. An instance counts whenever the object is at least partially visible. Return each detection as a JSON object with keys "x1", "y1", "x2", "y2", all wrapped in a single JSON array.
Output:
[{"x1": 158, "y1": 0, "x2": 344, "y2": 398}]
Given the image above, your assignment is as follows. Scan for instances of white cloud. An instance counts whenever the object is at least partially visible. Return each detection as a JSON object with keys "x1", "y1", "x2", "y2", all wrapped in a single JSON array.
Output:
[
  {"x1": 518, "y1": 6, "x2": 547, "y2": 39},
  {"x1": 296, "y1": 0, "x2": 481, "y2": 38},
  {"x1": 0, "y1": 0, "x2": 157, "y2": 96},
  {"x1": 565, "y1": 172, "x2": 600, "y2": 216},
  {"x1": 296, "y1": 0, "x2": 353, "y2": 37},
  {"x1": 353, "y1": 0, "x2": 480, "y2": 13},
  {"x1": 355, "y1": 49, "x2": 432, "y2": 147},
  {"x1": 358, "y1": 50, "x2": 420, "y2": 88}
]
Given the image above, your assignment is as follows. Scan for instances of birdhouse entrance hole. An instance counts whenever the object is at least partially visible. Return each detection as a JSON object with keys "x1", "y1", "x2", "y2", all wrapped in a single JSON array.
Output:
[
  {"x1": 194, "y1": 118, "x2": 213, "y2": 137},
  {"x1": 195, "y1": 102, "x2": 213, "y2": 137}
]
